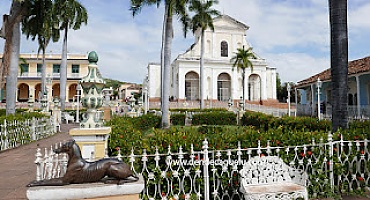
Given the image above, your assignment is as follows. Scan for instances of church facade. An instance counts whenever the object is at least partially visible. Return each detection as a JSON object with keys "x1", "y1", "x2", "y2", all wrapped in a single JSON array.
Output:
[{"x1": 147, "y1": 15, "x2": 277, "y2": 105}]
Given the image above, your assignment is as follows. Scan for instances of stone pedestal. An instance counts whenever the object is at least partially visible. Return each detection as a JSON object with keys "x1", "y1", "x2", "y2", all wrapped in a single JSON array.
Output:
[
  {"x1": 102, "y1": 107, "x2": 111, "y2": 121},
  {"x1": 69, "y1": 127, "x2": 111, "y2": 160},
  {"x1": 27, "y1": 176, "x2": 144, "y2": 200},
  {"x1": 237, "y1": 110, "x2": 245, "y2": 125},
  {"x1": 127, "y1": 111, "x2": 138, "y2": 118}
]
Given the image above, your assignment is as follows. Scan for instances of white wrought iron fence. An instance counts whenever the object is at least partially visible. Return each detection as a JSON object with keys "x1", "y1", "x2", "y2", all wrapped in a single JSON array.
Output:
[
  {"x1": 0, "y1": 117, "x2": 55, "y2": 151},
  {"x1": 34, "y1": 133, "x2": 370, "y2": 199}
]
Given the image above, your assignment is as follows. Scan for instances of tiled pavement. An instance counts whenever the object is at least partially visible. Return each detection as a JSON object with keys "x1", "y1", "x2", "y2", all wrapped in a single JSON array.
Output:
[
  {"x1": 0, "y1": 123, "x2": 369, "y2": 200},
  {"x1": 0, "y1": 124, "x2": 76, "y2": 200}
]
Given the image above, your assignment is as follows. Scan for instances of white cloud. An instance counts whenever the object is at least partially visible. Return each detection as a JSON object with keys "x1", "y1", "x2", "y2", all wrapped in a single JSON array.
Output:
[
  {"x1": 267, "y1": 53, "x2": 329, "y2": 83},
  {"x1": 1, "y1": 0, "x2": 369, "y2": 84}
]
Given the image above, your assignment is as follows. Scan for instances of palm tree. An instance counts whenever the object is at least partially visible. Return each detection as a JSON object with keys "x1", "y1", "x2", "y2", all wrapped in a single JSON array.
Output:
[
  {"x1": 53, "y1": 0, "x2": 88, "y2": 111},
  {"x1": 22, "y1": 0, "x2": 55, "y2": 100},
  {"x1": 131, "y1": 0, "x2": 189, "y2": 129},
  {"x1": 230, "y1": 46, "x2": 254, "y2": 110},
  {"x1": 188, "y1": 0, "x2": 220, "y2": 110},
  {"x1": 0, "y1": 0, "x2": 29, "y2": 115},
  {"x1": 329, "y1": 0, "x2": 348, "y2": 131}
]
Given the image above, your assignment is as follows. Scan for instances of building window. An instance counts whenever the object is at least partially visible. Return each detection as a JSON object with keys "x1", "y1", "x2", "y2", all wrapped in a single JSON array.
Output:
[
  {"x1": 53, "y1": 64, "x2": 60, "y2": 73},
  {"x1": 221, "y1": 41, "x2": 228, "y2": 57},
  {"x1": 217, "y1": 73, "x2": 231, "y2": 101},
  {"x1": 37, "y1": 64, "x2": 42, "y2": 73},
  {"x1": 185, "y1": 72, "x2": 199, "y2": 101},
  {"x1": 248, "y1": 74, "x2": 261, "y2": 101},
  {"x1": 72, "y1": 64, "x2": 80, "y2": 73},
  {"x1": 20, "y1": 63, "x2": 29, "y2": 73}
]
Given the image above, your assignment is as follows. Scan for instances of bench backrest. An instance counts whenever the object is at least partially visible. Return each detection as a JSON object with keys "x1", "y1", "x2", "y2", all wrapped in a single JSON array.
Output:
[
  {"x1": 62, "y1": 112, "x2": 74, "y2": 119},
  {"x1": 239, "y1": 156, "x2": 292, "y2": 185}
]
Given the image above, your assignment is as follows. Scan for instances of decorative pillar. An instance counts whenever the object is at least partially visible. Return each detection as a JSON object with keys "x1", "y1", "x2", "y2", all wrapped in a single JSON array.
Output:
[
  {"x1": 317, "y1": 78, "x2": 322, "y2": 120},
  {"x1": 356, "y1": 75, "x2": 361, "y2": 118},
  {"x1": 287, "y1": 83, "x2": 291, "y2": 116},
  {"x1": 69, "y1": 51, "x2": 111, "y2": 161},
  {"x1": 80, "y1": 51, "x2": 105, "y2": 128}
]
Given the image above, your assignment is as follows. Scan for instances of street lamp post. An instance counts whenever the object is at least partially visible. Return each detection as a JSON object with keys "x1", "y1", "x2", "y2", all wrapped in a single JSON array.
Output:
[
  {"x1": 239, "y1": 96, "x2": 244, "y2": 111},
  {"x1": 228, "y1": 98, "x2": 233, "y2": 111},
  {"x1": 295, "y1": 87, "x2": 298, "y2": 117},
  {"x1": 76, "y1": 83, "x2": 82, "y2": 123},
  {"x1": 143, "y1": 75, "x2": 149, "y2": 114},
  {"x1": 317, "y1": 78, "x2": 322, "y2": 120},
  {"x1": 287, "y1": 83, "x2": 291, "y2": 116}
]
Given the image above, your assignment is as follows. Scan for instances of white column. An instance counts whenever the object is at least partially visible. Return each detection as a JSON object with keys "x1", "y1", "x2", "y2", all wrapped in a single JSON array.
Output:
[
  {"x1": 311, "y1": 84, "x2": 314, "y2": 116},
  {"x1": 16, "y1": 88, "x2": 18, "y2": 102},
  {"x1": 231, "y1": 69, "x2": 238, "y2": 100},
  {"x1": 287, "y1": 83, "x2": 291, "y2": 116},
  {"x1": 295, "y1": 87, "x2": 298, "y2": 117},
  {"x1": 317, "y1": 78, "x2": 321, "y2": 120},
  {"x1": 356, "y1": 75, "x2": 361, "y2": 118},
  {"x1": 66, "y1": 87, "x2": 70, "y2": 102},
  {"x1": 244, "y1": 70, "x2": 249, "y2": 102},
  {"x1": 260, "y1": 70, "x2": 267, "y2": 100}
]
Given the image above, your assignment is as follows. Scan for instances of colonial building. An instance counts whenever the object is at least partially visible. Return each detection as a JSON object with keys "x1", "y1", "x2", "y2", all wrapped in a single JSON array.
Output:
[
  {"x1": 119, "y1": 83, "x2": 141, "y2": 100},
  {"x1": 147, "y1": 15, "x2": 277, "y2": 105},
  {"x1": 296, "y1": 56, "x2": 370, "y2": 118},
  {"x1": 0, "y1": 53, "x2": 89, "y2": 104}
]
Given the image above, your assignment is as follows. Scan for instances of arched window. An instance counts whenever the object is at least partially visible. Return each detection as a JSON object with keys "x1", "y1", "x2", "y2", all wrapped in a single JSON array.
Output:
[
  {"x1": 248, "y1": 74, "x2": 261, "y2": 101},
  {"x1": 221, "y1": 41, "x2": 228, "y2": 57},
  {"x1": 17, "y1": 83, "x2": 29, "y2": 102},
  {"x1": 217, "y1": 73, "x2": 231, "y2": 101},
  {"x1": 185, "y1": 72, "x2": 199, "y2": 100}
]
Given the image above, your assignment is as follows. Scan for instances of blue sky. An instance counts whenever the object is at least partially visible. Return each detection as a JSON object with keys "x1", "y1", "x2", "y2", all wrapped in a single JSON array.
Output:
[{"x1": 1, "y1": 0, "x2": 370, "y2": 84}]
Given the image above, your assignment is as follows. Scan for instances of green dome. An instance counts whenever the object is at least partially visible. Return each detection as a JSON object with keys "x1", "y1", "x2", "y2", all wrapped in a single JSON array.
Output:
[{"x1": 88, "y1": 51, "x2": 98, "y2": 63}]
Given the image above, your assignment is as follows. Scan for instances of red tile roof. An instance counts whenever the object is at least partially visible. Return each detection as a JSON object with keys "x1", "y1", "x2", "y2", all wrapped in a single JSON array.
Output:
[{"x1": 296, "y1": 56, "x2": 370, "y2": 88}]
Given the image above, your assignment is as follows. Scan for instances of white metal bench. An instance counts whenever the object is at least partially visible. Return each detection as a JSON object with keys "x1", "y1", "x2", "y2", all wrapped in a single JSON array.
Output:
[
  {"x1": 239, "y1": 156, "x2": 308, "y2": 200},
  {"x1": 62, "y1": 112, "x2": 75, "y2": 124}
]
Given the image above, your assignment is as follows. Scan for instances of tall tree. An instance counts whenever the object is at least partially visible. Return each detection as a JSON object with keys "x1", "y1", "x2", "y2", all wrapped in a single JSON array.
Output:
[
  {"x1": 329, "y1": 0, "x2": 348, "y2": 131},
  {"x1": 53, "y1": 0, "x2": 88, "y2": 111},
  {"x1": 230, "y1": 46, "x2": 254, "y2": 110},
  {"x1": 22, "y1": 0, "x2": 55, "y2": 100},
  {"x1": 131, "y1": 0, "x2": 189, "y2": 129},
  {"x1": 0, "y1": 0, "x2": 29, "y2": 115},
  {"x1": 188, "y1": 0, "x2": 220, "y2": 110}
]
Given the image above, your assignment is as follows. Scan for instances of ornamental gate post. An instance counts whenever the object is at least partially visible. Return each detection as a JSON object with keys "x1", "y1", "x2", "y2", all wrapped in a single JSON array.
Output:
[
  {"x1": 328, "y1": 132, "x2": 334, "y2": 190},
  {"x1": 202, "y1": 139, "x2": 210, "y2": 200}
]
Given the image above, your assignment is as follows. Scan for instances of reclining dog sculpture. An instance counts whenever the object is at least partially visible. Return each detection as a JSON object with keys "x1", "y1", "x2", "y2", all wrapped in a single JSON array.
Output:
[{"x1": 27, "y1": 139, "x2": 138, "y2": 187}]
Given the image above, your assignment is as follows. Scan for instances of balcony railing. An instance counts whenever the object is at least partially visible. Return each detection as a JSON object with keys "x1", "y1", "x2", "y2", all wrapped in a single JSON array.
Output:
[
  {"x1": 18, "y1": 72, "x2": 81, "y2": 78},
  {"x1": 297, "y1": 104, "x2": 370, "y2": 120}
]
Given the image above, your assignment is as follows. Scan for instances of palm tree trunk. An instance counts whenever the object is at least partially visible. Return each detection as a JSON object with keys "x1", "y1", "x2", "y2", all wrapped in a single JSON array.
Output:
[
  {"x1": 242, "y1": 69, "x2": 245, "y2": 110},
  {"x1": 200, "y1": 30, "x2": 205, "y2": 109},
  {"x1": 0, "y1": 0, "x2": 25, "y2": 106},
  {"x1": 161, "y1": 9, "x2": 173, "y2": 129},
  {"x1": 329, "y1": 0, "x2": 348, "y2": 131},
  {"x1": 160, "y1": 6, "x2": 168, "y2": 114},
  {"x1": 60, "y1": 28, "x2": 68, "y2": 111},
  {"x1": 6, "y1": 21, "x2": 20, "y2": 115},
  {"x1": 41, "y1": 49, "x2": 46, "y2": 96}
]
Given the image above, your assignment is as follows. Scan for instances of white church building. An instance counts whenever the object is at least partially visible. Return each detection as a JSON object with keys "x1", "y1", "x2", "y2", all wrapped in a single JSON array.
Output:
[{"x1": 147, "y1": 15, "x2": 277, "y2": 106}]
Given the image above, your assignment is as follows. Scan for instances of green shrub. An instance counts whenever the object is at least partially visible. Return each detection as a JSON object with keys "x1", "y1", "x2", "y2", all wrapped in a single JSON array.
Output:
[
  {"x1": 0, "y1": 111, "x2": 47, "y2": 122},
  {"x1": 241, "y1": 111, "x2": 331, "y2": 132},
  {"x1": 192, "y1": 111, "x2": 236, "y2": 125},
  {"x1": 171, "y1": 113, "x2": 185, "y2": 125},
  {"x1": 169, "y1": 108, "x2": 227, "y2": 112},
  {"x1": 132, "y1": 114, "x2": 161, "y2": 131}
]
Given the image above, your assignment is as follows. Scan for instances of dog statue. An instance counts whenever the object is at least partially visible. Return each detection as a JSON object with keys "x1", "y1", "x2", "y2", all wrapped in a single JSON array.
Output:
[{"x1": 27, "y1": 139, "x2": 138, "y2": 187}]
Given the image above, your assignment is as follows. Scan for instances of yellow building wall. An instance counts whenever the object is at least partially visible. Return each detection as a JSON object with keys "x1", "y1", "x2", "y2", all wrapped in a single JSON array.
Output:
[{"x1": 1, "y1": 53, "x2": 89, "y2": 103}]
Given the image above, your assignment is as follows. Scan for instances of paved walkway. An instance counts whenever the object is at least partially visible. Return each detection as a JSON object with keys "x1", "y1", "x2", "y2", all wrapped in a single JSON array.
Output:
[
  {"x1": 0, "y1": 123, "x2": 369, "y2": 200},
  {"x1": 0, "y1": 124, "x2": 76, "y2": 200}
]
